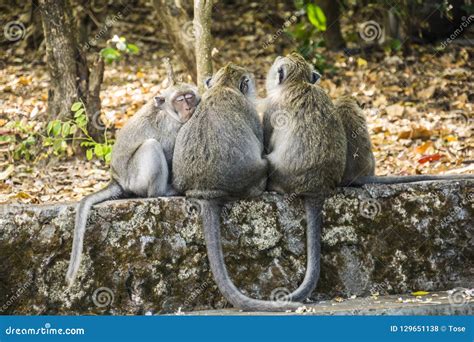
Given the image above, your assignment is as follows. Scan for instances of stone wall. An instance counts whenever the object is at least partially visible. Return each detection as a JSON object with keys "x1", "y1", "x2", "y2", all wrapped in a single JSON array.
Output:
[{"x1": 0, "y1": 180, "x2": 472, "y2": 314}]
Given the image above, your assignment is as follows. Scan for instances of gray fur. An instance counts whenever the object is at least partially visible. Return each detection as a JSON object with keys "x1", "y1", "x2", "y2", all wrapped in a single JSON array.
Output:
[
  {"x1": 333, "y1": 96, "x2": 473, "y2": 186},
  {"x1": 173, "y1": 64, "x2": 311, "y2": 311},
  {"x1": 66, "y1": 83, "x2": 200, "y2": 286},
  {"x1": 263, "y1": 53, "x2": 347, "y2": 302}
]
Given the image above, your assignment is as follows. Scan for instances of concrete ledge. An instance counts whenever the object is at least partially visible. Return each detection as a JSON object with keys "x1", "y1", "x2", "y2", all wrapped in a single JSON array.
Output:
[
  {"x1": 0, "y1": 180, "x2": 472, "y2": 314},
  {"x1": 188, "y1": 291, "x2": 474, "y2": 316}
]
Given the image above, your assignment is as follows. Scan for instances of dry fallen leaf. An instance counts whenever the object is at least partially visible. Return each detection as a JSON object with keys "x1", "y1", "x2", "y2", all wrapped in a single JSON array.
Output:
[
  {"x1": 418, "y1": 153, "x2": 443, "y2": 164},
  {"x1": 417, "y1": 85, "x2": 436, "y2": 100},
  {"x1": 414, "y1": 141, "x2": 434, "y2": 154},
  {"x1": 386, "y1": 104, "x2": 405, "y2": 117}
]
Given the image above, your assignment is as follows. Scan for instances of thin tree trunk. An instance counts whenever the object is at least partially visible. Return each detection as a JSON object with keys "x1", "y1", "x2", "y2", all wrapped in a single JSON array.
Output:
[
  {"x1": 153, "y1": 0, "x2": 197, "y2": 81},
  {"x1": 194, "y1": 0, "x2": 213, "y2": 92},
  {"x1": 315, "y1": 0, "x2": 346, "y2": 50},
  {"x1": 39, "y1": 0, "x2": 104, "y2": 141}
]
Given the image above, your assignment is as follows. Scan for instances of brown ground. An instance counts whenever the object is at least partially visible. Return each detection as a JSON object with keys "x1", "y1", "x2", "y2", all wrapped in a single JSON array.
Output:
[{"x1": 1, "y1": 2, "x2": 472, "y2": 205}]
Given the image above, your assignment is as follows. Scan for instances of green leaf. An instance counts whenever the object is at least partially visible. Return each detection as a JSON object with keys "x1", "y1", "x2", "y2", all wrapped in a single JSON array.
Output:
[
  {"x1": 307, "y1": 4, "x2": 326, "y2": 31},
  {"x1": 46, "y1": 121, "x2": 53, "y2": 135},
  {"x1": 86, "y1": 149, "x2": 93, "y2": 160},
  {"x1": 71, "y1": 102, "x2": 82, "y2": 112},
  {"x1": 104, "y1": 151, "x2": 112, "y2": 163},
  {"x1": 70, "y1": 124, "x2": 78, "y2": 135},
  {"x1": 74, "y1": 108, "x2": 85, "y2": 118},
  {"x1": 25, "y1": 136, "x2": 36, "y2": 145},
  {"x1": 76, "y1": 115, "x2": 87, "y2": 129},
  {"x1": 94, "y1": 144, "x2": 104, "y2": 157},
  {"x1": 53, "y1": 139, "x2": 63, "y2": 152},
  {"x1": 52, "y1": 121, "x2": 62, "y2": 136},
  {"x1": 390, "y1": 39, "x2": 402, "y2": 51},
  {"x1": 126, "y1": 43, "x2": 139, "y2": 54},
  {"x1": 100, "y1": 48, "x2": 121, "y2": 62},
  {"x1": 62, "y1": 122, "x2": 71, "y2": 137}
]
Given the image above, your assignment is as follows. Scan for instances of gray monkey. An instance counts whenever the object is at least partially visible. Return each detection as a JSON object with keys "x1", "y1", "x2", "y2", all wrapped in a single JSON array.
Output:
[{"x1": 66, "y1": 77, "x2": 200, "y2": 286}]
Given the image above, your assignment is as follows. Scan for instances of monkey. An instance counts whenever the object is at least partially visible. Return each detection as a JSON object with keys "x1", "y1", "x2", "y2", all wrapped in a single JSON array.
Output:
[
  {"x1": 334, "y1": 96, "x2": 474, "y2": 186},
  {"x1": 262, "y1": 53, "x2": 347, "y2": 303},
  {"x1": 66, "y1": 68, "x2": 200, "y2": 286},
  {"x1": 335, "y1": 96, "x2": 376, "y2": 185},
  {"x1": 173, "y1": 63, "x2": 315, "y2": 311}
]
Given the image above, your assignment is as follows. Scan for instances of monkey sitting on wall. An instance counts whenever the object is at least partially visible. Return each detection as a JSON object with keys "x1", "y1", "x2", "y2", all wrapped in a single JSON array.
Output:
[
  {"x1": 262, "y1": 53, "x2": 472, "y2": 304},
  {"x1": 66, "y1": 64, "x2": 200, "y2": 286},
  {"x1": 263, "y1": 53, "x2": 346, "y2": 303},
  {"x1": 334, "y1": 96, "x2": 473, "y2": 185},
  {"x1": 173, "y1": 63, "x2": 315, "y2": 311}
]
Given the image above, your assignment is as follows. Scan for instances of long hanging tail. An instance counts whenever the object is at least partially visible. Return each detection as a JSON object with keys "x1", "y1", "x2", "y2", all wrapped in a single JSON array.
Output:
[
  {"x1": 280, "y1": 197, "x2": 322, "y2": 302},
  {"x1": 200, "y1": 199, "x2": 308, "y2": 311},
  {"x1": 347, "y1": 174, "x2": 474, "y2": 186},
  {"x1": 66, "y1": 180, "x2": 123, "y2": 286}
]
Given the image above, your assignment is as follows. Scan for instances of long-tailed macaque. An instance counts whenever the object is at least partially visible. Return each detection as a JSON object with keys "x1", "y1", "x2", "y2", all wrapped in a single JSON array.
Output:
[{"x1": 66, "y1": 66, "x2": 200, "y2": 286}]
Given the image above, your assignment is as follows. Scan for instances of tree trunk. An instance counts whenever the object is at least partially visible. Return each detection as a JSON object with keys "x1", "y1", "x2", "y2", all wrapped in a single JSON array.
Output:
[
  {"x1": 39, "y1": 0, "x2": 104, "y2": 141},
  {"x1": 153, "y1": 0, "x2": 197, "y2": 81},
  {"x1": 315, "y1": 0, "x2": 346, "y2": 50},
  {"x1": 194, "y1": 0, "x2": 213, "y2": 92}
]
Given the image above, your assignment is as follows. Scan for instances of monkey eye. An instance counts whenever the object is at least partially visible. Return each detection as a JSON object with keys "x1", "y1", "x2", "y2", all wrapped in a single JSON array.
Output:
[
  {"x1": 185, "y1": 93, "x2": 194, "y2": 99},
  {"x1": 240, "y1": 77, "x2": 249, "y2": 94},
  {"x1": 277, "y1": 67, "x2": 284, "y2": 84},
  {"x1": 176, "y1": 95, "x2": 185, "y2": 102}
]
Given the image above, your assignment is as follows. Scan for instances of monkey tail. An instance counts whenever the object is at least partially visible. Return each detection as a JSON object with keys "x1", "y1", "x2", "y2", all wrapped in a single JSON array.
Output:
[
  {"x1": 279, "y1": 196, "x2": 322, "y2": 302},
  {"x1": 200, "y1": 199, "x2": 309, "y2": 311},
  {"x1": 348, "y1": 174, "x2": 474, "y2": 186},
  {"x1": 66, "y1": 180, "x2": 123, "y2": 287}
]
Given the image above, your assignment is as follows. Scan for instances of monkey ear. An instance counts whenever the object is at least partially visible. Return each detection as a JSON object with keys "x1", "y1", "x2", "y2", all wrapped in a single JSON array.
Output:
[
  {"x1": 204, "y1": 77, "x2": 212, "y2": 89},
  {"x1": 310, "y1": 71, "x2": 321, "y2": 84},
  {"x1": 154, "y1": 96, "x2": 166, "y2": 108}
]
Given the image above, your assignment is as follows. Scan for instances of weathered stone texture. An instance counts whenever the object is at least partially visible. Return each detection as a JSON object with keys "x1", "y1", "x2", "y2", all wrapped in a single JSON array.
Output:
[{"x1": 0, "y1": 180, "x2": 472, "y2": 314}]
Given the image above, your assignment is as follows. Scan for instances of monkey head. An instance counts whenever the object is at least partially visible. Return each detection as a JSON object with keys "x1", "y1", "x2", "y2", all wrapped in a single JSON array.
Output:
[
  {"x1": 266, "y1": 53, "x2": 321, "y2": 94},
  {"x1": 154, "y1": 83, "x2": 200, "y2": 123},
  {"x1": 204, "y1": 63, "x2": 257, "y2": 101}
]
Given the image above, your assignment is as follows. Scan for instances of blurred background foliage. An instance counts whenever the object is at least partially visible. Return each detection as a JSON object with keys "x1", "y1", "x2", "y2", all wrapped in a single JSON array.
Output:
[{"x1": 0, "y1": 0, "x2": 472, "y2": 203}]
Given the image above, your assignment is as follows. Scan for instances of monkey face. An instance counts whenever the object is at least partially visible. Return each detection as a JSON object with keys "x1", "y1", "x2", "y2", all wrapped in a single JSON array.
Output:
[
  {"x1": 154, "y1": 83, "x2": 200, "y2": 123},
  {"x1": 172, "y1": 92, "x2": 199, "y2": 122},
  {"x1": 266, "y1": 53, "x2": 321, "y2": 93}
]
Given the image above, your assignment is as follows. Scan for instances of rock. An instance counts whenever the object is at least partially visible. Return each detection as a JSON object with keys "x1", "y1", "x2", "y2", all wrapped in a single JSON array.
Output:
[{"x1": 0, "y1": 180, "x2": 472, "y2": 314}]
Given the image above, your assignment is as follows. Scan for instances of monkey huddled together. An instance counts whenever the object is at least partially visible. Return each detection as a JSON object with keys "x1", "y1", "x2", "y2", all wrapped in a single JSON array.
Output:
[{"x1": 67, "y1": 53, "x2": 473, "y2": 311}]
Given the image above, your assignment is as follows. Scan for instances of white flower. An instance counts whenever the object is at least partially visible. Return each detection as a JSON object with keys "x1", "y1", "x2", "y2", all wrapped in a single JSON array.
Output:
[
  {"x1": 116, "y1": 41, "x2": 126, "y2": 51},
  {"x1": 111, "y1": 35, "x2": 120, "y2": 43}
]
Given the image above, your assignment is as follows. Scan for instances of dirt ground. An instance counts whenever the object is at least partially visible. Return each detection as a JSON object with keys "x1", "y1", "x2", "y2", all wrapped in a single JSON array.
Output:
[{"x1": 1, "y1": 2, "x2": 472, "y2": 205}]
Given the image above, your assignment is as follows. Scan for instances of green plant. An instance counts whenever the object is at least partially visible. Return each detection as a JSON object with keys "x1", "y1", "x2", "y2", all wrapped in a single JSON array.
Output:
[
  {"x1": 100, "y1": 35, "x2": 139, "y2": 63},
  {"x1": 2, "y1": 119, "x2": 39, "y2": 161},
  {"x1": 45, "y1": 101, "x2": 113, "y2": 163},
  {"x1": 3, "y1": 102, "x2": 114, "y2": 164},
  {"x1": 287, "y1": 1, "x2": 331, "y2": 71}
]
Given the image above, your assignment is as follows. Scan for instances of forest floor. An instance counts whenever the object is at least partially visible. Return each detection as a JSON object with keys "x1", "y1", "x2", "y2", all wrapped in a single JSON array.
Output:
[{"x1": 0, "y1": 2, "x2": 473, "y2": 205}]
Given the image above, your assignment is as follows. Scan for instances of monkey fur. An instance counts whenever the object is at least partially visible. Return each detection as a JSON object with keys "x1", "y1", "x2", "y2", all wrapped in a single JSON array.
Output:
[
  {"x1": 173, "y1": 63, "x2": 315, "y2": 311},
  {"x1": 66, "y1": 82, "x2": 200, "y2": 286},
  {"x1": 334, "y1": 96, "x2": 473, "y2": 186},
  {"x1": 263, "y1": 53, "x2": 346, "y2": 303}
]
